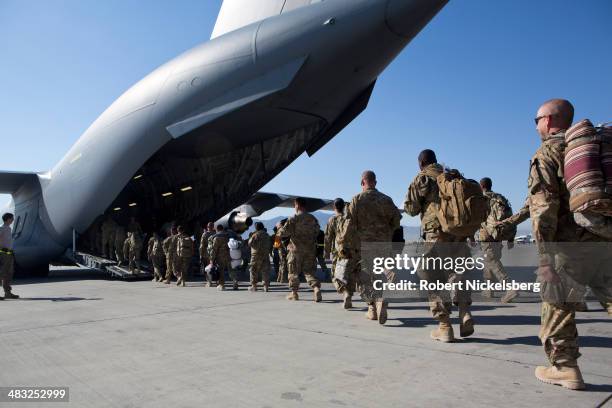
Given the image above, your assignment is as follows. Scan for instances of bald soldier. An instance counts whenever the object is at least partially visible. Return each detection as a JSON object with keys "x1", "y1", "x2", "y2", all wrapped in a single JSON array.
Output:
[
  {"x1": 404, "y1": 150, "x2": 474, "y2": 342},
  {"x1": 342, "y1": 170, "x2": 401, "y2": 323},
  {"x1": 278, "y1": 197, "x2": 322, "y2": 302},
  {"x1": 528, "y1": 99, "x2": 612, "y2": 390}
]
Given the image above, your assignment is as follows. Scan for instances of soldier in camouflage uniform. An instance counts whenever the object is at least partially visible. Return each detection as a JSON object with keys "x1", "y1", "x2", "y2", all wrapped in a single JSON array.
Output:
[
  {"x1": 101, "y1": 216, "x2": 118, "y2": 259},
  {"x1": 200, "y1": 222, "x2": 216, "y2": 287},
  {"x1": 278, "y1": 198, "x2": 322, "y2": 302},
  {"x1": 248, "y1": 222, "x2": 271, "y2": 292},
  {"x1": 127, "y1": 217, "x2": 143, "y2": 237},
  {"x1": 124, "y1": 231, "x2": 143, "y2": 274},
  {"x1": 148, "y1": 232, "x2": 165, "y2": 282},
  {"x1": 404, "y1": 150, "x2": 474, "y2": 342},
  {"x1": 325, "y1": 198, "x2": 354, "y2": 308},
  {"x1": 114, "y1": 225, "x2": 127, "y2": 265},
  {"x1": 342, "y1": 171, "x2": 401, "y2": 323},
  {"x1": 479, "y1": 177, "x2": 518, "y2": 303},
  {"x1": 209, "y1": 225, "x2": 235, "y2": 290},
  {"x1": 276, "y1": 219, "x2": 289, "y2": 283},
  {"x1": 163, "y1": 226, "x2": 178, "y2": 284},
  {"x1": 175, "y1": 226, "x2": 194, "y2": 287},
  {"x1": 528, "y1": 99, "x2": 612, "y2": 390}
]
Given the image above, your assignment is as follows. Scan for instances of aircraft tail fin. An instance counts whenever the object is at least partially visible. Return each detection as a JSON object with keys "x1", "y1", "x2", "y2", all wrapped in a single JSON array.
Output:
[
  {"x1": 0, "y1": 171, "x2": 39, "y2": 195},
  {"x1": 211, "y1": 0, "x2": 315, "y2": 39}
]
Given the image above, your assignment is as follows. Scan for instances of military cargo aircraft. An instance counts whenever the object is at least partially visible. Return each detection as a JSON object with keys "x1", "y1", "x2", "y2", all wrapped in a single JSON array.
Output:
[{"x1": 0, "y1": 0, "x2": 447, "y2": 274}]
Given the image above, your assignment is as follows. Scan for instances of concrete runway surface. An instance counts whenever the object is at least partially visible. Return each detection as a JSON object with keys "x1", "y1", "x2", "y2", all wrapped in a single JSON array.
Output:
[{"x1": 1, "y1": 267, "x2": 610, "y2": 408}]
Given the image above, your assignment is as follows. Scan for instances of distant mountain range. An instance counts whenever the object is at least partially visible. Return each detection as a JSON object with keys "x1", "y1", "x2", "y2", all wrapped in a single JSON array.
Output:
[{"x1": 251, "y1": 211, "x2": 532, "y2": 241}]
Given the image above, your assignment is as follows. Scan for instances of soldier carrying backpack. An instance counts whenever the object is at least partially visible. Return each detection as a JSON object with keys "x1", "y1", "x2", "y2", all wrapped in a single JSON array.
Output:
[{"x1": 478, "y1": 177, "x2": 518, "y2": 303}]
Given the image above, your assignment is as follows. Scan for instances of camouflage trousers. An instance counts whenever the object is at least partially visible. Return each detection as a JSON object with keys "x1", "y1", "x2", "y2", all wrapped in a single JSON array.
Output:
[
  {"x1": 333, "y1": 257, "x2": 359, "y2": 297},
  {"x1": 0, "y1": 253, "x2": 15, "y2": 295},
  {"x1": 250, "y1": 256, "x2": 270, "y2": 286},
  {"x1": 151, "y1": 254, "x2": 165, "y2": 281},
  {"x1": 538, "y1": 243, "x2": 612, "y2": 365},
  {"x1": 481, "y1": 241, "x2": 508, "y2": 283},
  {"x1": 218, "y1": 260, "x2": 238, "y2": 286},
  {"x1": 127, "y1": 246, "x2": 142, "y2": 273},
  {"x1": 176, "y1": 257, "x2": 191, "y2": 283},
  {"x1": 419, "y1": 232, "x2": 472, "y2": 320},
  {"x1": 165, "y1": 255, "x2": 176, "y2": 280},
  {"x1": 277, "y1": 249, "x2": 288, "y2": 283},
  {"x1": 287, "y1": 250, "x2": 320, "y2": 291}
]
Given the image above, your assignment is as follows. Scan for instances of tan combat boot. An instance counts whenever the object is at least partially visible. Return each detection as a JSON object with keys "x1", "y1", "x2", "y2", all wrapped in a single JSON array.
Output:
[
  {"x1": 217, "y1": 285, "x2": 225, "y2": 291},
  {"x1": 535, "y1": 364, "x2": 585, "y2": 390},
  {"x1": 501, "y1": 290, "x2": 518, "y2": 303},
  {"x1": 313, "y1": 287, "x2": 322, "y2": 303},
  {"x1": 604, "y1": 302, "x2": 612, "y2": 316},
  {"x1": 458, "y1": 305, "x2": 474, "y2": 337},
  {"x1": 366, "y1": 304, "x2": 377, "y2": 320},
  {"x1": 286, "y1": 290, "x2": 299, "y2": 301},
  {"x1": 375, "y1": 300, "x2": 388, "y2": 325},
  {"x1": 263, "y1": 285, "x2": 270, "y2": 292},
  {"x1": 575, "y1": 302, "x2": 588, "y2": 312},
  {"x1": 430, "y1": 316, "x2": 455, "y2": 342},
  {"x1": 342, "y1": 291, "x2": 352, "y2": 310},
  {"x1": 164, "y1": 278, "x2": 172, "y2": 284},
  {"x1": 248, "y1": 284, "x2": 257, "y2": 292}
]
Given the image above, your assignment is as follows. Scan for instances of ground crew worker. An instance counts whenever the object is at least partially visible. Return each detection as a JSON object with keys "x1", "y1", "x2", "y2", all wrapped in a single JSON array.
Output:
[
  {"x1": 343, "y1": 170, "x2": 400, "y2": 324},
  {"x1": 278, "y1": 198, "x2": 322, "y2": 302},
  {"x1": 124, "y1": 231, "x2": 143, "y2": 274},
  {"x1": 148, "y1": 232, "x2": 165, "y2": 282},
  {"x1": 248, "y1": 222, "x2": 271, "y2": 292},
  {"x1": 114, "y1": 225, "x2": 127, "y2": 265},
  {"x1": 175, "y1": 226, "x2": 194, "y2": 287},
  {"x1": 479, "y1": 177, "x2": 518, "y2": 303},
  {"x1": 101, "y1": 215, "x2": 117, "y2": 259},
  {"x1": 528, "y1": 99, "x2": 612, "y2": 390},
  {"x1": 404, "y1": 150, "x2": 474, "y2": 341},
  {"x1": 0, "y1": 213, "x2": 19, "y2": 300},
  {"x1": 325, "y1": 198, "x2": 345, "y2": 288},
  {"x1": 163, "y1": 226, "x2": 178, "y2": 284},
  {"x1": 209, "y1": 225, "x2": 234, "y2": 290},
  {"x1": 200, "y1": 222, "x2": 216, "y2": 287}
]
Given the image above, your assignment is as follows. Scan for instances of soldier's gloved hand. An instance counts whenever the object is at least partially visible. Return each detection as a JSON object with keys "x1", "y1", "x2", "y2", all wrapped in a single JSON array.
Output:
[
  {"x1": 538, "y1": 264, "x2": 560, "y2": 283},
  {"x1": 507, "y1": 241, "x2": 514, "y2": 250}
]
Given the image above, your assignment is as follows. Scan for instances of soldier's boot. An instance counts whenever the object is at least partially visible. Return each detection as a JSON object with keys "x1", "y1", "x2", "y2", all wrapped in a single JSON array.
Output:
[
  {"x1": 602, "y1": 302, "x2": 612, "y2": 316},
  {"x1": 342, "y1": 291, "x2": 352, "y2": 310},
  {"x1": 181, "y1": 279, "x2": 186, "y2": 287},
  {"x1": 458, "y1": 305, "x2": 474, "y2": 337},
  {"x1": 286, "y1": 290, "x2": 299, "y2": 301},
  {"x1": 430, "y1": 316, "x2": 455, "y2": 342},
  {"x1": 535, "y1": 363, "x2": 585, "y2": 390},
  {"x1": 481, "y1": 289, "x2": 493, "y2": 299},
  {"x1": 575, "y1": 302, "x2": 588, "y2": 312},
  {"x1": 248, "y1": 284, "x2": 258, "y2": 292},
  {"x1": 313, "y1": 286, "x2": 322, "y2": 303},
  {"x1": 366, "y1": 304, "x2": 377, "y2": 320},
  {"x1": 232, "y1": 281, "x2": 239, "y2": 291},
  {"x1": 375, "y1": 300, "x2": 388, "y2": 325},
  {"x1": 501, "y1": 289, "x2": 519, "y2": 304},
  {"x1": 164, "y1": 278, "x2": 172, "y2": 284},
  {"x1": 217, "y1": 284, "x2": 225, "y2": 291},
  {"x1": 4, "y1": 292, "x2": 19, "y2": 299},
  {"x1": 263, "y1": 285, "x2": 270, "y2": 292}
]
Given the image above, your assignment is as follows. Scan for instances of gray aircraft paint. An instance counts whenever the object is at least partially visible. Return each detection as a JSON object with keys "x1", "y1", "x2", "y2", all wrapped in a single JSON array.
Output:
[{"x1": 0, "y1": 0, "x2": 447, "y2": 270}]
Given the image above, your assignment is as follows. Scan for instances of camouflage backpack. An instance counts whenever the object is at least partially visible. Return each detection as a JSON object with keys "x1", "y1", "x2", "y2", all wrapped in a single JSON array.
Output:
[
  {"x1": 488, "y1": 193, "x2": 516, "y2": 241},
  {"x1": 178, "y1": 236, "x2": 194, "y2": 258},
  {"x1": 436, "y1": 169, "x2": 488, "y2": 238},
  {"x1": 335, "y1": 215, "x2": 360, "y2": 259}
]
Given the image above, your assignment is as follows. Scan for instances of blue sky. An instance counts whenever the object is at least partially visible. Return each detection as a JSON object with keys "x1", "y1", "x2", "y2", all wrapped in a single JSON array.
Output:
[{"x1": 1, "y1": 0, "x2": 611, "y2": 227}]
